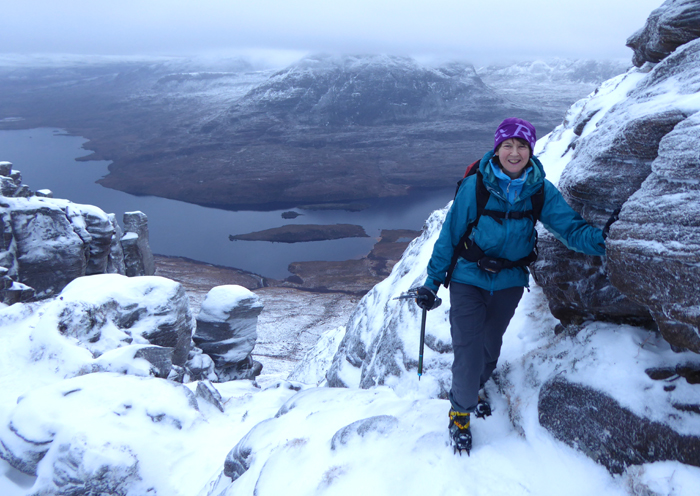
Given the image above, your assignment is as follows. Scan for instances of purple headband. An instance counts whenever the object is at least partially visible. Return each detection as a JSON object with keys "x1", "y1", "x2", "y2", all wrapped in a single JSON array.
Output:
[{"x1": 494, "y1": 118, "x2": 537, "y2": 152}]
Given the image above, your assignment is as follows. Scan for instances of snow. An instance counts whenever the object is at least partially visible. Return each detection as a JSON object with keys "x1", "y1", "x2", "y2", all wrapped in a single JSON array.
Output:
[
  {"x1": 1, "y1": 271, "x2": 699, "y2": 495},
  {"x1": 197, "y1": 285, "x2": 261, "y2": 323},
  {"x1": 288, "y1": 326, "x2": 347, "y2": 386}
]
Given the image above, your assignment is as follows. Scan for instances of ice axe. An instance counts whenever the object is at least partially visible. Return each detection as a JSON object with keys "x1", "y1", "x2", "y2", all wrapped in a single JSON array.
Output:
[{"x1": 394, "y1": 287, "x2": 442, "y2": 380}]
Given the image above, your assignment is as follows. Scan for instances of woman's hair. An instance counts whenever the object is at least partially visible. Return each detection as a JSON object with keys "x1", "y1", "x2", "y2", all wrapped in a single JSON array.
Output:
[{"x1": 493, "y1": 137, "x2": 532, "y2": 166}]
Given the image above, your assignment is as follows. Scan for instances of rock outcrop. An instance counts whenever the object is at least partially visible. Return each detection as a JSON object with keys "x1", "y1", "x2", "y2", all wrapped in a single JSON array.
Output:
[
  {"x1": 193, "y1": 285, "x2": 264, "y2": 381},
  {"x1": 326, "y1": 206, "x2": 454, "y2": 395},
  {"x1": 47, "y1": 274, "x2": 194, "y2": 369},
  {"x1": 0, "y1": 163, "x2": 156, "y2": 302},
  {"x1": 122, "y1": 210, "x2": 155, "y2": 277},
  {"x1": 532, "y1": 2, "x2": 700, "y2": 351},
  {"x1": 627, "y1": 0, "x2": 700, "y2": 67},
  {"x1": 606, "y1": 112, "x2": 700, "y2": 352},
  {"x1": 539, "y1": 376, "x2": 700, "y2": 474}
]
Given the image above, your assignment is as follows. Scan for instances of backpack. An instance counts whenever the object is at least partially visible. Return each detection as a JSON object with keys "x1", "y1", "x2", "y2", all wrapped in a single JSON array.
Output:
[{"x1": 443, "y1": 159, "x2": 545, "y2": 288}]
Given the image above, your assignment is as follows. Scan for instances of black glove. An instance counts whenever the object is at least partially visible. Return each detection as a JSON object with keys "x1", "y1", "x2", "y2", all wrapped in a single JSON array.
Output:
[
  {"x1": 415, "y1": 286, "x2": 441, "y2": 311},
  {"x1": 602, "y1": 207, "x2": 621, "y2": 240}
]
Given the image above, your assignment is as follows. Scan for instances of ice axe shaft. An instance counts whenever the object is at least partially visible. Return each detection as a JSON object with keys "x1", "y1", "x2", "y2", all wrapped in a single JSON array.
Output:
[
  {"x1": 418, "y1": 307, "x2": 426, "y2": 380},
  {"x1": 393, "y1": 287, "x2": 440, "y2": 380}
]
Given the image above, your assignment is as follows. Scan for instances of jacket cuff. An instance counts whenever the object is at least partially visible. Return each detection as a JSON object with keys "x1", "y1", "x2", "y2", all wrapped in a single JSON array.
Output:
[{"x1": 424, "y1": 278, "x2": 441, "y2": 292}]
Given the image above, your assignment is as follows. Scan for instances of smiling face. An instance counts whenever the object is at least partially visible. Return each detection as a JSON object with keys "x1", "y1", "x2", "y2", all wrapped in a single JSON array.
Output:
[{"x1": 496, "y1": 138, "x2": 531, "y2": 179}]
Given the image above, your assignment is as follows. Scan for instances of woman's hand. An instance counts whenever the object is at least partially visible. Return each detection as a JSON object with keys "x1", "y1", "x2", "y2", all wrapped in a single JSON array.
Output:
[{"x1": 602, "y1": 207, "x2": 621, "y2": 240}]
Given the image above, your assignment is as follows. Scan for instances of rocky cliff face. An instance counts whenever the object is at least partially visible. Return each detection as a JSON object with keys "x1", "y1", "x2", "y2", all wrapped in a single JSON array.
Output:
[{"x1": 531, "y1": 0, "x2": 700, "y2": 353}]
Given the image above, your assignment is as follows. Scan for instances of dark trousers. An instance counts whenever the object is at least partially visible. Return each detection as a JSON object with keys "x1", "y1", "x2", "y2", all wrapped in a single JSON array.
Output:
[{"x1": 448, "y1": 282, "x2": 524, "y2": 413}]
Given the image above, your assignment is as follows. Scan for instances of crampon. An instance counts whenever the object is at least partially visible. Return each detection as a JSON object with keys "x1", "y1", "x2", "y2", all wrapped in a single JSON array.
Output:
[
  {"x1": 474, "y1": 394, "x2": 492, "y2": 419},
  {"x1": 448, "y1": 409, "x2": 472, "y2": 456}
]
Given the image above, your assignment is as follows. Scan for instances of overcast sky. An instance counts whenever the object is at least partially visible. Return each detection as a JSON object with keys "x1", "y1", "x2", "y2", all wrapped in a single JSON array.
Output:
[{"x1": 2, "y1": 0, "x2": 663, "y2": 66}]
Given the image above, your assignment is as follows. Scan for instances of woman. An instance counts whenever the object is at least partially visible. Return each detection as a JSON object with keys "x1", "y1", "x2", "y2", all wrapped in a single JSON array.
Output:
[{"x1": 414, "y1": 117, "x2": 616, "y2": 455}]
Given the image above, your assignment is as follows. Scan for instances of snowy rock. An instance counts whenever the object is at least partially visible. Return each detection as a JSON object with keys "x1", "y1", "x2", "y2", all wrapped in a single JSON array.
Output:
[
  {"x1": 31, "y1": 438, "x2": 143, "y2": 496},
  {"x1": 71, "y1": 204, "x2": 115, "y2": 275},
  {"x1": 607, "y1": 112, "x2": 700, "y2": 352},
  {"x1": 5, "y1": 199, "x2": 86, "y2": 299},
  {"x1": 54, "y1": 274, "x2": 193, "y2": 367},
  {"x1": 0, "y1": 173, "x2": 155, "y2": 301},
  {"x1": 35, "y1": 189, "x2": 53, "y2": 198},
  {"x1": 193, "y1": 285, "x2": 263, "y2": 381},
  {"x1": 329, "y1": 415, "x2": 399, "y2": 450},
  {"x1": 627, "y1": 0, "x2": 700, "y2": 67},
  {"x1": 121, "y1": 211, "x2": 155, "y2": 277},
  {"x1": 0, "y1": 373, "x2": 201, "y2": 492},
  {"x1": 500, "y1": 320, "x2": 700, "y2": 474},
  {"x1": 532, "y1": 28, "x2": 700, "y2": 339},
  {"x1": 2, "y1": 281, "x2": 35, "y2": 305},
  {"x1": 288, "y1": 326, "x2": 347, "y2": 386},
  {"x1": 105, "y1": 213, "x2": 126, "y2": 275},
  {"x1": 0, "y1": 176, "x2": 17, "y2": 197},
  {"x1": 539, "y1": 376, "x2": 700, "y2": 474},
  {"x1": 326, "y1": 206, "x2": 453, "y2": 395},
  {"x1": 195, "y1": 380, "x2": 225, "y2": 412},
  {"x1": 0, "y1": 161, "x2": 12, "y2": 176},
  {"x1": 183, "y1": 346, "x2": 218, "y2": 383},
  {"x1": 82, "y1": 344, "x2": 174, "y2": 378}
]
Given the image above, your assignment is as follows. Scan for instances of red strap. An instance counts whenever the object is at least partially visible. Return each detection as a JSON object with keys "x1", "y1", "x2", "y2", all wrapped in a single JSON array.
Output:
[{"x1": 463, "y1": 159, "x2": 480, "y2": 179}]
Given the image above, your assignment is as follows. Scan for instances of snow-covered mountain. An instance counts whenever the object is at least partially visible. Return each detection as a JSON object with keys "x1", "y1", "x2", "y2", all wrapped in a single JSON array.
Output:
[{"x1": 0, "y1": 54, "x2": 623, "y2": 210}]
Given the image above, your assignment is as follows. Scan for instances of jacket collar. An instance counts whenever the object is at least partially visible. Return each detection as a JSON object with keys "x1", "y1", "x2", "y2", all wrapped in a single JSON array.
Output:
[{"x1": 479, "y1": 150, "x2": 545, "y2": 199}]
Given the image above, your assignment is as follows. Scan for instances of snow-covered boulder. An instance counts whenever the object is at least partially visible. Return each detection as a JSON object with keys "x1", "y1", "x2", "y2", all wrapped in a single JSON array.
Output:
[
  {"x1": 0, "y1": 274, "x2": 194, "y2": 384},
  {"x1": 0, "y1": 373, "x2": 201, "y2": 491},
  {"x1": 531, "y1": 6, "x2": 700, "y2": 349},
  {"x1": 193, "y1": 285, "x2": 264, "y2": 381},
  {"x1": 54, "y1": 274, "x2": 194, "y2": 367},
  {"x1": 627, "y1": 0, "x2": 700, "y2": 67}
]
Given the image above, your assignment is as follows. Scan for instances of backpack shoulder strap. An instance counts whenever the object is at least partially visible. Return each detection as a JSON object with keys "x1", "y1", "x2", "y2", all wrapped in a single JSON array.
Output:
[
  {"x1": 530, "y1": 183, "x2": 545, "y2": 223},
  {"x1": 444, "y1": 169, "x2": 490, "y2": 288},
  {"x1": 453, "y1": 159, "x2": 481, "y2": 199}
]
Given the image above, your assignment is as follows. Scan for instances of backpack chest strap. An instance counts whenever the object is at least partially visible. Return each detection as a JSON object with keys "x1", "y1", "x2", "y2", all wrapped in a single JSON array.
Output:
[{"x1": 482, "y1": 209, "x2": 535, "y2": 224}]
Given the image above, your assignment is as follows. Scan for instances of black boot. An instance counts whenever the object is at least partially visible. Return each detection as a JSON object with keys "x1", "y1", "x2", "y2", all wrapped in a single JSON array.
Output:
[{"x1": 448, "y1": 409, "x2": 472, "y2": 455}]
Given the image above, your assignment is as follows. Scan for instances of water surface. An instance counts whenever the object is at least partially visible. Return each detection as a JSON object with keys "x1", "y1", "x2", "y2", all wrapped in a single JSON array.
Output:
[{"x1": 0, "y1": 128, "x2": 453, "y2": 278}]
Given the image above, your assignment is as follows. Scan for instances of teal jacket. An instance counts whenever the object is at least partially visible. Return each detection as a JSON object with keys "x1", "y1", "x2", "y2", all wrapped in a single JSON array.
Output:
[{"x1": 425, "y1": 151, "x2": 606, "y2": 293}]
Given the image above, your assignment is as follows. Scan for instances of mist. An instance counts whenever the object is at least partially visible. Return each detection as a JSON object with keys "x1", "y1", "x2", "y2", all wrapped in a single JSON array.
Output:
[{"x1": 2, "y1": 0, "x2": 663, "y2": 66}]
